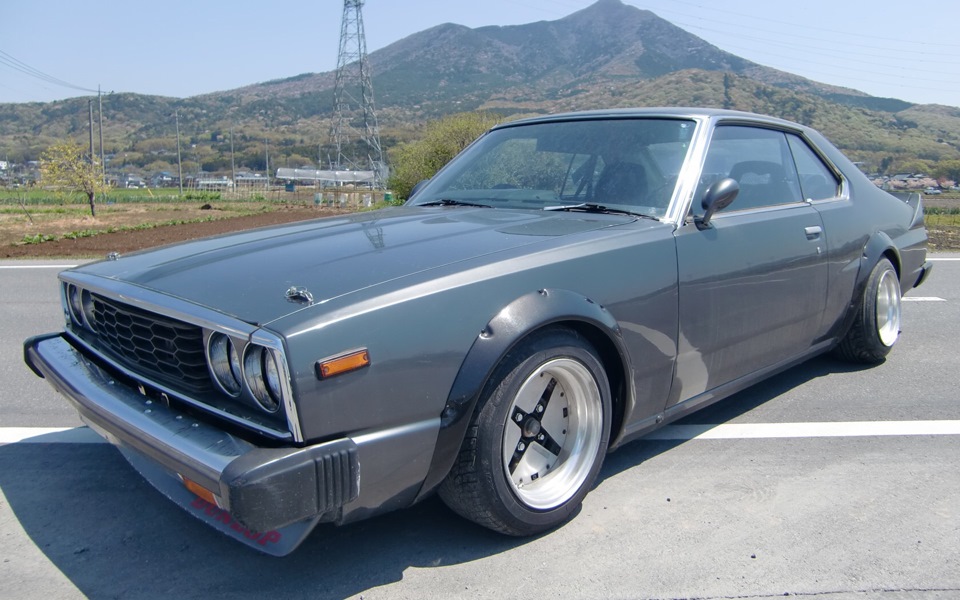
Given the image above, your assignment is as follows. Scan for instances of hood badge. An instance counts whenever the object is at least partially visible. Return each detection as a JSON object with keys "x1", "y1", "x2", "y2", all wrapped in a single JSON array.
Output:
[{"x1": 285, "y1": 286, "x2": 315, "y2": 305}]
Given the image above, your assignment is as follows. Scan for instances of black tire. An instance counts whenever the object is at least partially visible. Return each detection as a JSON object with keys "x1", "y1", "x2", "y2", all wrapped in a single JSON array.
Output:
[
  {"x1": 438, "y1": 328, "x2": 612, "y2": 536},
  {"x1": 835, "y1": 258, "x2": 902, "y2": 363}
]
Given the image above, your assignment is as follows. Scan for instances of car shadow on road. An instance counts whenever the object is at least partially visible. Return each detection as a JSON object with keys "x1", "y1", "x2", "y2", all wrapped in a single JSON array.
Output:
[
  {"x1": 598, "y1": 354, "x2": 869, "y2": 483},
  {"x1": 0, "y1": 354, "x2": 861, "y2": 599}
]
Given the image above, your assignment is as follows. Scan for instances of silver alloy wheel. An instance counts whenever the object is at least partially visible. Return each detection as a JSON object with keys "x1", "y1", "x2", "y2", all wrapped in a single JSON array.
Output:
[
  {"x1": 501, "y1": 357, "x2": 604, "y2": 510},
  {"x1": 875, "y1": 269, "x2": 901, "y2": 347}
]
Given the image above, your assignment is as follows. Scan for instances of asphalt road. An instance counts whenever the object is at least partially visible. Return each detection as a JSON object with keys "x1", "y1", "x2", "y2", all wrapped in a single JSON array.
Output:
[{"x1": 1, "y1": 256, "x2": 958, "y2": 600}]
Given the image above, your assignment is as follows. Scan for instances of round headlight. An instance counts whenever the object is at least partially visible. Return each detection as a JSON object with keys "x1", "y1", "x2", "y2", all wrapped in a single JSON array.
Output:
[
  {"x1": 263, "y1": 351, "x2": 283, "y2": 402},
  {"x1": 81, "y1": 289, "x2": 97, "y2": 329},
  {"x1": 244, "y1": 346, "x2": 283, "y2": 413},
  {"x1": 208, "y1": 333, "x2": 242, "y2": 396},
  {"x1": 66, "y1": 284, "x2": 84, "y2": 326}
]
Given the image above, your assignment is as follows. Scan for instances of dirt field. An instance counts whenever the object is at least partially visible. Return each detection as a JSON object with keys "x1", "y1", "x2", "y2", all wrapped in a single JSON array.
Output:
[{"x1": 1, "y1": 205, "x2": 346, "y2": 259}]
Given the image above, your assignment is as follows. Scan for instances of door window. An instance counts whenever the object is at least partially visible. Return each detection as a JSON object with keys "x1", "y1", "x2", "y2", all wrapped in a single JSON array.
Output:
[
  {"x1": 786, "y1": 134, "x2": 841, "y2": 201},
  {"x1": 696, "y1": 126, "x2": 804, "y2": 212}
]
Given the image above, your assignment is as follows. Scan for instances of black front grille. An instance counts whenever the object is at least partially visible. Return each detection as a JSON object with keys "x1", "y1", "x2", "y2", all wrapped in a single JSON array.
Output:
[{"x1": 90, "y1": 295, "x2": 211, "y2": 394}]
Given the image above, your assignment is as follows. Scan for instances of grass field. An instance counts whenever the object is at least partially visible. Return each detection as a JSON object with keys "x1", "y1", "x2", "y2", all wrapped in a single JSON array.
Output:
[
  {"x1": 2, "y1": 188, "x2": 294, "y2": 247},
  {"x1": 0, "y1": 187, "x2": 393, "y2": 248}
]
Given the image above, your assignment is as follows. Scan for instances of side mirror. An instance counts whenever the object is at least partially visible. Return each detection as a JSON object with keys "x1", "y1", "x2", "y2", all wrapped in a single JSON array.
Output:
[
  {"x1": 409, "y1": 179, "x2": 430, "y2": 200},
  {"x1": 696, "y1": 178, "x2": 739, "y2": 230}
]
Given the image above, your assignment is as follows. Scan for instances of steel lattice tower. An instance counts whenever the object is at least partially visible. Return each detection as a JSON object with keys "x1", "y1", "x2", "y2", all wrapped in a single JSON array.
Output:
[{"x1": 331, "y1": 0, "x2": 385, "y2": 187}]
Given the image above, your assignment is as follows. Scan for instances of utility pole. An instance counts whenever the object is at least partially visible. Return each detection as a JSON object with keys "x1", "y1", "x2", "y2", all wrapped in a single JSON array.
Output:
[
  {"x1": 88, "y1": 99, "x2": 97, "y2": 216},
  {"x1": 88, "y1": 100, "x2": 95, "y2": 164},
  {"x1": 230, "y1": 126, "x2": 236, "y2": 194},
  {"x1": 175, "y1": 110, "x2": 184, "y2": 195},
  {"x1": 98, "y1": 85, "x2": 105, "y2": 186},
  {"x1": 331, "y1": 0, "x2": 385, "y2": 188}
]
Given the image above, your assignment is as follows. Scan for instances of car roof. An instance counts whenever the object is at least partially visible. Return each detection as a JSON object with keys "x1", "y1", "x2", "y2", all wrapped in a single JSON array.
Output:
[{"x1": 494, "y1": 107, "x2": 803, "y2": 131}]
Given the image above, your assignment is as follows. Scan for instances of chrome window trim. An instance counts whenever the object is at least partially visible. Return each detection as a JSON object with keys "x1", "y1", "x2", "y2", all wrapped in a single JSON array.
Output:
[
  {"x1": 807, "y1": 196, "x2": 850, "y2": 207},
  {"x1": 662, "y1": 117, "x2": 709, "y2": 226},
  {"x1": 705, "y1": 200, "x2": 817, "y2": 220}
]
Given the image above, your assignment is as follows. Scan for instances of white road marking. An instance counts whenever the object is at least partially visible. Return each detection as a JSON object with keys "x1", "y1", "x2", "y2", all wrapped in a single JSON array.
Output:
[
  {"x1": 903, "y1": 296, "x2": 946, "y2": 302},
  {"x1": 4, "y1": 421, "x2": 960, "y2": 445},
  {"x1": 928, "y1": 257, "x2": 960, "y2": 261},
  {"x1": 0, "y1": 265, "x2": 77, "y2": 269},
  {"x1": 643, "y1": 420, "x2": 960, "y2": 440},
  {"x1": 0, "y1": 427, "x2": 103, "y2": 444}
]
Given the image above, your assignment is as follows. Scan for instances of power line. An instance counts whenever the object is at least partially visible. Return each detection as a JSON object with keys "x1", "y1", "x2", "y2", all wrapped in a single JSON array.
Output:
[
  {"x1": 0, "y1": 49, "x2": 97, "y2": 94},
  {"x1": 617, "y1": 2, "x2": 960, "y2": 103},
  {"x1": 530, "y1": 0, "x2": 958, "y2": 52},
  {"x1": 635, "y1": 0, "x2": 960, "y2": 49},
  {"x1": 658, "y1": 12, "x2": 960, "y2": 63},
  {"x1": 712, "y1": 40, "x2": 960, "y2": 88}
]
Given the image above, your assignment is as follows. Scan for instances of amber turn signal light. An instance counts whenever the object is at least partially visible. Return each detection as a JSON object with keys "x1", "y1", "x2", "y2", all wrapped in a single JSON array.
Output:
[
  {"x1": 316, "y1": 349, "x2": 371, "y2": 379},
  {"x1": 182, "y1": 476, "x2": 219, "y2": 506}
]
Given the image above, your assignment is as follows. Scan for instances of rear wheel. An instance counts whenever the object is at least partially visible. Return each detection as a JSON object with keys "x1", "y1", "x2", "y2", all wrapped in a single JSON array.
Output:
[
  {"x1": 439, "y1": 329, "x2": 611, "y2": 536},
  {"x1": 835, "y1": 258, "x2": 901, "y2": 363}
]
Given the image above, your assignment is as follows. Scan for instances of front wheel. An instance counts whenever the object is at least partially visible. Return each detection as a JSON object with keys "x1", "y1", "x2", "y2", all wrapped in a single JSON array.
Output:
[
  {"x1": 439, "y1": 329, "x2": 612, "y2": 536},
  {"x1": 835, "y1": 257, "x2": 902, "y2": 363}
]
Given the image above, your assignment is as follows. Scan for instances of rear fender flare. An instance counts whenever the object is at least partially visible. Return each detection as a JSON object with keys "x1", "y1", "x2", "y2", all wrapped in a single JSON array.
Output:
[
  {"x1": 833, "y1": 231, "x2": 901, "y2": 342},
  {"x1": 414, "y1": 288, "x2": 629, "y2": 500},
  {"x1": 859, "y1": 232, "x2": 901, "y2": 296}
]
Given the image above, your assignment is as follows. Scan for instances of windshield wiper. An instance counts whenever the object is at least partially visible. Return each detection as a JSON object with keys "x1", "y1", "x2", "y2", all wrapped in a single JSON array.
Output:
[
  {"x1": 418, "y1": 199, "x2": 492, "y2": 208},
  {"x1": 543, "y1": 203, "x2": 659, "y2": 220}
]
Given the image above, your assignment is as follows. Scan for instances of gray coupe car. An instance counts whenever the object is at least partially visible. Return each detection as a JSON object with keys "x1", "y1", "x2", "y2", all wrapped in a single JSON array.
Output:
[{"x1": 25, "y1": 108, "x2": 932, "y2": 555}]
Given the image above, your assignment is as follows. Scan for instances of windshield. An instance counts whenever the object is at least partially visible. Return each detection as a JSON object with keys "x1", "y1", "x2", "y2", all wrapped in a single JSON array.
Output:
[{"x1": 408, "y1": 117, "x2": 696, "y2": 218}]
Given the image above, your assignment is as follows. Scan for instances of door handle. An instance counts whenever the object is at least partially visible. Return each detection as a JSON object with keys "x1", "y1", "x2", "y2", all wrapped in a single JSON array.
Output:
[{"x1": 804, "y1": 226, "x2": 823, "y2": 240}]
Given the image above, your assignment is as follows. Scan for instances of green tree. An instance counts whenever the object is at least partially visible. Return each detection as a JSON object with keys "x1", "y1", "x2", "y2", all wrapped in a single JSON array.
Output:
[
  {"x1": 933, "y1": 159, "x2": 960, "y2": 183},
  {"x1": 388, "y1": 112, "x2": 504, "y2": 200},
  {"x1": 896, "y1": 159, "x2": 934, "y2": 175},
  {"x1": 40, "y1": 141, "x2": 109, "y2": 216}
]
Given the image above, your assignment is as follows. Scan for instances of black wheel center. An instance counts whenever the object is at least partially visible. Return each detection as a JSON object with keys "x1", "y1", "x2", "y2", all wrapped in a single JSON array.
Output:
[{"x1": 523, "y1": 417, "x2": 542, "y2": 438}]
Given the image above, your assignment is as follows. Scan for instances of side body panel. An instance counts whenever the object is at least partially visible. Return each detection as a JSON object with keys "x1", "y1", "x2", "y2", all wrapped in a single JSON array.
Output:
[{"x1": 671, "y1": 204, "x2": 828, "y2": 406}]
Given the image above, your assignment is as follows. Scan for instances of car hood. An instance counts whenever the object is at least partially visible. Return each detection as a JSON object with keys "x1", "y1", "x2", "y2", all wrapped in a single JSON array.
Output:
[{"x1": 76, "y1": 206, "x2": 633, "y2": 325}]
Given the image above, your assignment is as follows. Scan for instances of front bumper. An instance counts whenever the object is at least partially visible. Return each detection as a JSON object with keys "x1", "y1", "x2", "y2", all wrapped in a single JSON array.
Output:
[{"x1": 24, "y1": 333, "x2": 360, "y2": 556}]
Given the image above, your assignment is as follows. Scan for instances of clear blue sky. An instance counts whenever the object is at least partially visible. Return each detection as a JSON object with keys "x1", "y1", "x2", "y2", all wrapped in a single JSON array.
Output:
[{"x1": 2, "y1": 0, "x2": 958, "y2": 107}]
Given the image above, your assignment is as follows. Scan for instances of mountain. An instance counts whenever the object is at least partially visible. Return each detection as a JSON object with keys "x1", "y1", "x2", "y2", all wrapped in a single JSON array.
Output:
[
  {"x1": 1, "y1": 0, "x2": 957, "y2": 175},
  {"x1": 218, "y1": 0, "x2": 910, "y2": 115}
]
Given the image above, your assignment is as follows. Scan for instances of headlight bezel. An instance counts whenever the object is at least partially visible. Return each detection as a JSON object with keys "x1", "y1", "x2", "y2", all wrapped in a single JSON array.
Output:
[
  {"x1": 62, "y1": 284, "x2": 98, "y2": 332},
  {"x1": 243, "y1": 345, "x2": 284, "y2": 413},
  {"x1": 207, "y1": 332, "x2": 243, "y2": 397},
  {"x1": 203, "y1": 330, "x2": 293, "y2": 418},
  {"x1": 66, "y1": 283, "x2": 85, "y2": 328}
]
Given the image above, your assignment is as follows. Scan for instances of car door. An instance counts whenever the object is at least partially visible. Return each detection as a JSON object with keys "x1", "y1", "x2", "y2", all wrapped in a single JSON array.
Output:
[{"x1": 669, "y1": 124, "x2": 828, "y2": 406}]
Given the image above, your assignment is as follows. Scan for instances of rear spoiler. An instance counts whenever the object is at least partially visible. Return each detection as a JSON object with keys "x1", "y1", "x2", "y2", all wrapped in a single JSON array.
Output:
[{"x1": 889, "y1": 192, "x2": 925, "y2": 229}]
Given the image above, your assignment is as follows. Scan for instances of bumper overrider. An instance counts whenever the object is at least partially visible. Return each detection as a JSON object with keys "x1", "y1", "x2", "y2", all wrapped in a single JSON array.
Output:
[{"x1": 24, "y1": 332, "x2": 360, "y2": 557}]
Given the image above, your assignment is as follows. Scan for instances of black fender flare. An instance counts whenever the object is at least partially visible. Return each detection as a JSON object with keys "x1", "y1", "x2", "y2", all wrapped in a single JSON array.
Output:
[
  {"x1": 833, "y1": 231, "x2": 901, "y2": 341},
  {"x1": 864, "y1": 231, "x2": 901, "y2": 278},
  {"x1": 857, "y1": 231, "x2": 902, "y2": 301},
  {"x1": 414, "y1": 288, "x2": 630, "y2": 501}
]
